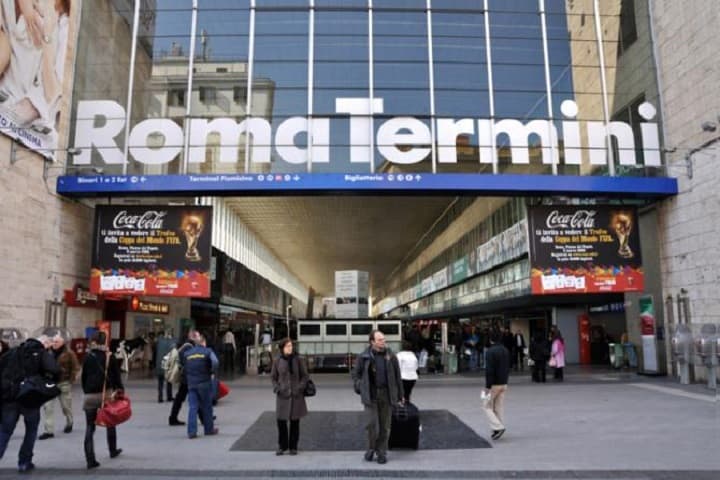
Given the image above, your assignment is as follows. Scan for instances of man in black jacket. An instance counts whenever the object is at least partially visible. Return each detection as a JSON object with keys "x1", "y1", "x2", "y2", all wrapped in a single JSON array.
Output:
[
  {"x1": 351, "y1": 330, "x2": 404, "y2": 465},
  {"x1": 0, "y1": 335, "x2": 59, "y2": 473},
  {"x1": 484, "y1": 331, "x2": 510, "y2": 440}
]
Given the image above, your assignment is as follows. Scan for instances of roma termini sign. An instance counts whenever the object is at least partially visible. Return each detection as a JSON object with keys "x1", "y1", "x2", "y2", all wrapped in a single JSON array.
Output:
[{"x1": 59, "y1": 97, "x2": 678, "y2": 197}]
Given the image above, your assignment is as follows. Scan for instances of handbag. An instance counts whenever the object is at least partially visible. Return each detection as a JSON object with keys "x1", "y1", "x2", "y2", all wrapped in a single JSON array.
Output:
[
  {"x1": 95, "y1": 352, "x2": 132, "y2": 428},
  {"x1": 95, "y1": 391, "x2": 132, "y2": 427},
  {"x1": 548, "y1": 356, "x2": 557, "y2": 367},
  {"x1": 217, "y1": 380, "x2": 230, "y2": 399},
  {"x1": 16, "y1": 375, "x2": 61, "y2": 409},
  {"x1": 303, "y1": 378, "x2": 316, "y2": 397}
]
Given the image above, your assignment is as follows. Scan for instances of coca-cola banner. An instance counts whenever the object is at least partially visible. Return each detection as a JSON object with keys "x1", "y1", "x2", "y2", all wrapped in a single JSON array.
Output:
[
  {"x1": 90, "y1": 205, "x2": 213, "y2": 297},
  {"x1": 528, "y1": 205, "x2": 643, "y2": 294}
]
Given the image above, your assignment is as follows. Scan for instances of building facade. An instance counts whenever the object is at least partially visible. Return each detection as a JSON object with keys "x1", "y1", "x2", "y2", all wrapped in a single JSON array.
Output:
[{"x1": 0, "y1": 1, "x2": 716, "y2": 377}]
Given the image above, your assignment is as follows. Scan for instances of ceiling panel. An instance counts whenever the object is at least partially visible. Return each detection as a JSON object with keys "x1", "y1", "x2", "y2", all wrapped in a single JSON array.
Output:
[{"x1": 224, "y1": 196, "x2": 457, "y2": 297}]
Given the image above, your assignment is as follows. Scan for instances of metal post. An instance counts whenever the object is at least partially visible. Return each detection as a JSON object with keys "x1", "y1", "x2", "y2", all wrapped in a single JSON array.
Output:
[
  {"x1": 182, "y1": 0, "x2": 199, "y2": 174},
  {"x1": 122, "y1": 0, "x2": 142, "y2": 175}
]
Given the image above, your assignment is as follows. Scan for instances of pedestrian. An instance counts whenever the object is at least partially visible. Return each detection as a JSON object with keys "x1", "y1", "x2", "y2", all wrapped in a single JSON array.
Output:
[
  {"x1": 529, "y1": 332, "x2": 550, "y2": 383},
  {"x1": 155, "y1": 330, "x2": 175, "y2": 403},
  {"x1": 39, "y1": 334, "x2": 79, "y2": 439},
  {"x1": 270, "y1": 338, "x2": 308, "y2": 455},
  {"x1": 502, "y1": 327, "x2": 515, "y2": 370},
  {"x1": 351, "y1": 330, "x2": 404, "y2": 465},
  {"x1": 168, "y1": 330, "x2": 199, "y2": 426},
  {"x1": 514, "y1": 329, "x2": 526, "y2": 371},
  {"x1": 550, "y1": 330, "x2": 566, "y2": 381},
  {"x1": 180, "y1": 331, "x2": 219, "y2": 439},
  {"x1": 222, "y1": 329, "x2": 236, "y2": 375},
  {"x1": 483, "y1": 330, "x2": 510, "y2": 441},
  {"x1": 81, "y1": 331, "x2": 124, "y2": 470},
  {"x1": 0, "y1": 335, "x2": 59, "y2": 473},
  {"x1": 396, "y1": 341, "x2": 418, "y2": 403}
]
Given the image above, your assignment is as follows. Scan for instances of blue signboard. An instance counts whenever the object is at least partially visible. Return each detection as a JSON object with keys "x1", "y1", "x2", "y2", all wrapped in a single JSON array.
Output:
[{"x1": 56, "y1": 173, "x2": 678, "y2": 198}]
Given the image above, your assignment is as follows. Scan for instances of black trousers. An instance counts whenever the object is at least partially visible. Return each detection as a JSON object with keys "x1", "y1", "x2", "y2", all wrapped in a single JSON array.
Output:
[
  {"x1": 170, "y1": 382, "x2": 188, "y2": 421},
  {"x1": 402, "y1": 379, "x2": 416, "y2": 402},
  {"x1": 554, "y1": 366, "x2": 564, "y2": 381},
  {"x1": 157, "y1": 374, "x2": 173, "y2": 401},
  {"x1": 277, "y1": 419, "x2": 300, "y2": 451},
  {"x1": 84, "y1": 409, "x2": 117, "y2": 465},
  {"x1": 531, "y1": 363, "x2": 547, "y2": 382}
]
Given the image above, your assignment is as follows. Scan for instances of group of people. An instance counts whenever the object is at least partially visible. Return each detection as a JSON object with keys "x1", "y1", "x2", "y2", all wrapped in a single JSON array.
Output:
[
  {"x1": 0, "y1": 331, "x2": 122, "y2": 473},
  {"x1": 528, "y1": 328, "x2": 566, "y2": 383}
]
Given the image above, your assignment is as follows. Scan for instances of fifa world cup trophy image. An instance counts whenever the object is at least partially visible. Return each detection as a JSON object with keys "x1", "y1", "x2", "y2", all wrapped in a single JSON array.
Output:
[
  {"x1": 611, "y1": 211, "x2": 634, "y2": 259},
  {"x1": 181, "y1": 214, "x2": 204, "y2": 262}
]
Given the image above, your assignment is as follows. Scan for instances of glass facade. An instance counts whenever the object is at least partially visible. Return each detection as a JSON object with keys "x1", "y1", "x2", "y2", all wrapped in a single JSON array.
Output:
[{"x1": 69, "y1": 0, "x2": 663, "y2": 177}]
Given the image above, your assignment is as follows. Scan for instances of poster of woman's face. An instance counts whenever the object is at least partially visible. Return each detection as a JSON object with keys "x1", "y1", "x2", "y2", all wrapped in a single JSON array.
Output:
[{"x1": 0, "y1": 0, "x2": 72, "y2": 157}]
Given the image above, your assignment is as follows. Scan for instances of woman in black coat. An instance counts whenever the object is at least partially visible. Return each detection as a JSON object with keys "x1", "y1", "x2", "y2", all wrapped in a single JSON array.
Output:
[
  {"x1": 270, "y1": 338, "x2": 309, "y2": 455},
  {"x1": 81, "y1": 331, "x2": 124, "y2": 469}
]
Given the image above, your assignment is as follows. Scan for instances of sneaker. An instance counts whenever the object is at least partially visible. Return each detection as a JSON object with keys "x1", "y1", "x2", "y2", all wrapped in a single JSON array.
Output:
[
  {"x1": 18, "y1": 462, "x2": 36, "y2": 473},
  {"x1": 87, "y1": 461, "x2": 100, "y2": 469},
  {"x1": 206, "y1": 428, "x2": 219, "y2": 436},
  {"x1": 63, "y1": 424, "x2": 73, "y2": 434},
  {"x1": 363, "y1": 450, "x2": 375, "y2": 462},
  {"x1": 110, "y1": 449, "x2": 123, "y2": 458},
  {"x1": 38, "y1": 433, "x2": 54, "y2": 440},
  {"x1": 376, "y1": 454, "x2": 387, "y2": 464},
  {"x1": 492, "y1": 429, "x2": 505, "y2": 440}
]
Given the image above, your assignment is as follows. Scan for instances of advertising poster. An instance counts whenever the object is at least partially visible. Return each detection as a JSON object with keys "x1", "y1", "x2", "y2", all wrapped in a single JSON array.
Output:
[
  {"x1": 0, "y1": 0, "x2": 74, "y2": 158},
  {"x1": 90, "y1": 205, "x2": 213, "y2": 297},
  {"x1": 528, "y1": 205, "x2": 643, "y2": 294}
]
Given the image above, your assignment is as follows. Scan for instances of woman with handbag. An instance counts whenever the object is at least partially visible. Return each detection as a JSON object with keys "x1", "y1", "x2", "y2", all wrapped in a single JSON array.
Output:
[
  {"x1": 549, "y1": 330, "x2": 566, "y2": 382},
  {"x1": 81, "y1": 331, "x2": 123, "y2": 469},
  {"x1": 270, "y1": 338, "x2": 308, "y2": 456}
]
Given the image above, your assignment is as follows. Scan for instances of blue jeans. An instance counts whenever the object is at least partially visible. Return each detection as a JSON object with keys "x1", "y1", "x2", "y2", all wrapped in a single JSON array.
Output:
[
  {"x1": 187, "y1": 381, "x2": 214, "y2": 436},
  {"x1": 0, "y1": 402, "x2": 40, "y2": 466}
]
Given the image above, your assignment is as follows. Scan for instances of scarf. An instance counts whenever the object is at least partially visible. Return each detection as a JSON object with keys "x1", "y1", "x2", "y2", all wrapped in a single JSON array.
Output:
[{"x1": 281, "y1": 353, "x2": 296, "y2": 374}]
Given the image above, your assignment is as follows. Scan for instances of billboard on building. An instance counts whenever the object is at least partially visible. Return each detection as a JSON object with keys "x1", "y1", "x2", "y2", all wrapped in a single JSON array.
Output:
[
  {"x1": 0, "y1": 0, "x2": 74, "y2": 158},
  {"x1": 335, "y1": 270, "x2": 368, "y2": 318},
  {"x1": 528, "y1": 205, "x2": 643, "y2": 294},
  {"x1": 90, "y1": 205, "x2": 212, "y2": 297}
]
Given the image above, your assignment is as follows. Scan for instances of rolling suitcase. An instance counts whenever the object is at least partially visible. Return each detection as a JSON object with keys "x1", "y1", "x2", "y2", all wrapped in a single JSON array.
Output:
[{"x1": 389, "y1": 402, "x2": 420, "y2": 450}]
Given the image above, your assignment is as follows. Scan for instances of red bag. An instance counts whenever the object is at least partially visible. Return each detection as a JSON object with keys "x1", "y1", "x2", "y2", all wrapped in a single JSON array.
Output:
[
  {"x1": 96, "y1": 392, "x2": 132, "y2": 428},
  {"x1": 217, "y1": 381, "x2": 230, "y2": 399}
]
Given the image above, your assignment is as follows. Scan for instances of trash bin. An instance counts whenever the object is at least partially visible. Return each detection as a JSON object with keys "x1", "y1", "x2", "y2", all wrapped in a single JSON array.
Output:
[{"x1": 609, "y1": 343, "x2": 624, "y2": 369}]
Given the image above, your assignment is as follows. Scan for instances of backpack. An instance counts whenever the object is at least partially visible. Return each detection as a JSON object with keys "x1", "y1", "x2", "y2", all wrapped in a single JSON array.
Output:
[
  {"x1": 0, "y1": 341, "x2": 45, "y2": 402},
  {"x1": 164, "y1": 348, "x2": 182, "y2": 384}
]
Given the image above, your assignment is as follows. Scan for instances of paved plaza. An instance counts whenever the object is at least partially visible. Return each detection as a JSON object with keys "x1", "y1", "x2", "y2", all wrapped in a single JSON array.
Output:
[{"x1": 0, "y1": 367, "x2": 717, "y2": 479}]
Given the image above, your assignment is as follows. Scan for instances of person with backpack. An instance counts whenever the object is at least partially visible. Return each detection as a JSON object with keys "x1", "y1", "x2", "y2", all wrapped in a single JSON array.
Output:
[
  {"x1": 81, "y1": 331, "x2": 124, "y2": 469},
  {"x1": 155, "y1": 330, "x2": 175, "y2": 403},
  {"x1": 0, "y1": 335, "x2": 59, "y2": 473}
]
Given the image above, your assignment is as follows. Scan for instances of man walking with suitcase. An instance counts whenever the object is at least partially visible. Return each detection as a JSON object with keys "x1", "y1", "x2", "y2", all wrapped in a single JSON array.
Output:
[
  {"x1": 352, "y1": 330, "x2": 404, "y2": 464},
  {"x1": 483, "y1": 331, "x2": 510, "y2": 441}
]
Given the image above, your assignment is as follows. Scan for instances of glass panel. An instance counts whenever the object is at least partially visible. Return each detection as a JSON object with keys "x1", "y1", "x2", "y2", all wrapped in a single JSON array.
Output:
[
  {"x1": 300, "y1": 324, "x2": 321, "y2": 336},
  {"x1": 351, "y1": 324, "x2": 373, "y2": 335},
  {"x1": 378, "y1": 323, "x2": 399, "y2": 335},
  {"x1": 373, "y1": 10, "x2": 429, "y2": 171},
  {"x1": 433, "y1": 11, "x2": 490, "y2": 173},
  {"x1": 488, "y1": 2, "x2": 550, "y2": 175},
  {"x1": 186, "y1": 1, "x2": 251, "y2": 175},
  {"x1": 313, "y1": 9, "x2": 369, "y2": 173},
  {"x1": 326, "y1": 324, "x2": 348, "y2": 335},
  {"x1": 253, "y1": 9, "x2": 309, "y2": 173},
  {"x1": 121, "y1": 1, "x2": 194, "y2": 176}
]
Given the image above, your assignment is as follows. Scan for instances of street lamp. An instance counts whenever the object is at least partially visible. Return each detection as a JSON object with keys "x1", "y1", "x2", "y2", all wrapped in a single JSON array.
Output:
[{"x1": 286, "y1": 305, "x2": 292, "y2": 339}]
